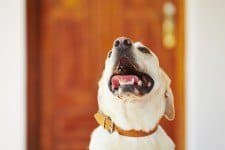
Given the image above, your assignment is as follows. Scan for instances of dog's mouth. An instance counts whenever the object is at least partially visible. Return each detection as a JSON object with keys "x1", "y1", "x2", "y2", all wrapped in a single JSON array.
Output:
[{"x1": 109, "y1": 57, "x2": 154, "y2": 96}]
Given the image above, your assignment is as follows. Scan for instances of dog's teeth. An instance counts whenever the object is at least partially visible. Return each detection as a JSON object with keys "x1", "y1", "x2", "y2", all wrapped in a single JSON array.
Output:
[
  {"x1": 134, "y1": 88, "x2": 139, "y2": 95},
  {"x1": 112, "y1": 84, "x2": 115, "y2": 90},
  {"x1": 118, "y1": 88, "x2": 122, "y2": 95},
  {"x1": 138, "y1": 80, "x2": 142, "y2": 86},
  {"x1": 131, "y1": 78, "x2": 134, "y2": 84},
  {"x1": 119, "y1": 79, "x2": 135, "y2": 85}
]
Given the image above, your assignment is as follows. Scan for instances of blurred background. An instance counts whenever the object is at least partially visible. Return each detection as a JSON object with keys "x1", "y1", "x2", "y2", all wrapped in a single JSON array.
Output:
[{"x1": 0, "y1": 0, "x2": 225, "y2": 149}]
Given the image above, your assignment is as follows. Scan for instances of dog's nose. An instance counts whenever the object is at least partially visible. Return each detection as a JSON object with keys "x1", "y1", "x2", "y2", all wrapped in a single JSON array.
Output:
[{"x1": 113, "y1": 37, "x2": 132, "y2": 50}]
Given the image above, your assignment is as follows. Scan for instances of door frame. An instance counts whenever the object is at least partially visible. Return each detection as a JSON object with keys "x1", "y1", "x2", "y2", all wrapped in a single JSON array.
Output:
[
  {"x1": 26, "y1": 0, "x2": 41, "y2": 149},
  {"x1": 173, "y1": 0, "x2": 186, "y2": 149}
]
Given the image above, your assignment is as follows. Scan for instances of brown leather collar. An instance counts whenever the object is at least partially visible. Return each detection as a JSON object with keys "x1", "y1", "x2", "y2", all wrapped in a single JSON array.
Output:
[{"x1": 94, "y1": 111, "x2": 158, "y2": 137}]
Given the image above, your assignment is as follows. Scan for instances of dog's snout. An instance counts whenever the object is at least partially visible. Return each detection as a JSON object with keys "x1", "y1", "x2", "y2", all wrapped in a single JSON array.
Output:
[{"x1": 113, "y1": 37, "x2": 132, "y2": 50}]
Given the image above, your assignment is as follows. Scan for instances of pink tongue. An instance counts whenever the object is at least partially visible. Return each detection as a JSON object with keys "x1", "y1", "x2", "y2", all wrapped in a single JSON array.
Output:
[{"x1": 111, "y1": 75, "x2": 139, "y2": 88}]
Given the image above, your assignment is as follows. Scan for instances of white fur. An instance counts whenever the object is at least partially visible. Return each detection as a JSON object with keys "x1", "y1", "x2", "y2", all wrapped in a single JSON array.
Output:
[{"x1": 89, "y1": 41, "x2": 175, "y2": 150}]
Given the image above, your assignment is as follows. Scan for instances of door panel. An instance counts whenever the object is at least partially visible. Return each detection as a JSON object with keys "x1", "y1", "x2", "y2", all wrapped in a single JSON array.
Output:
[{"x1": 27, "y1": 0, "x2": 185, "y2": 149}]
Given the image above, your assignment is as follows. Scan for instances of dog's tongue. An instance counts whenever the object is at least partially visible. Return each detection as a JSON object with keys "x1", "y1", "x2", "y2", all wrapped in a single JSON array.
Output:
[{"x1": 111, "y1": 75, "x2": 139, "y2": 88}]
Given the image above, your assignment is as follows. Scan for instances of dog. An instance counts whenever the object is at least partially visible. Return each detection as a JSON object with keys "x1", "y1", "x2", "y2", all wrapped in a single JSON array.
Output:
[{"x1": 89, "y1": 37, "x2": 175, "y2": 150}]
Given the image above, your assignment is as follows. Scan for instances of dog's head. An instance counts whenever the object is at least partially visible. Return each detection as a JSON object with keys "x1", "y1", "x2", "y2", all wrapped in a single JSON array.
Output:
[{"x1": 98, "y1": 37, "x2": 174, "y2": 129}]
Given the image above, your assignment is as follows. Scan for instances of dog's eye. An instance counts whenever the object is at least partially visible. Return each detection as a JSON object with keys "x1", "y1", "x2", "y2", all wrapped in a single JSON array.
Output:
[
  {"x1": 137, "y1": 47, "x2": 151, "y2": 54},
  {"x1": 108, "y1": 51, "x2": 112, "y2": 58}
]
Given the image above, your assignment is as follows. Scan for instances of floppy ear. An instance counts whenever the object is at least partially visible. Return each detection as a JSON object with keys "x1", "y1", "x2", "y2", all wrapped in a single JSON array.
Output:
[
  {"x1": 160, "y1": 69, "x2": 175, "y2": 121},
  {"x1": 164, "y1": 86, "x2": 175, "y2": 120}
]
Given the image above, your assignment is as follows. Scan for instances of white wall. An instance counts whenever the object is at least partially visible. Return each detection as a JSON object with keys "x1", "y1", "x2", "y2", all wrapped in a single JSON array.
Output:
[
  {"x1": 186, "y1": 0, "x2": 225, "y2": 149},
  {"x1": 0, "y1": 0, "x2": 26, "y2": 149}
]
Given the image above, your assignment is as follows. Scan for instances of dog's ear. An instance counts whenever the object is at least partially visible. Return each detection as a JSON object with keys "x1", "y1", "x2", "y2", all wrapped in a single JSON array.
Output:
[
  {"x1": 160, "y1": 69, "x2": 175, "y2": 121},
  {"x1": 164, "y1": 86, "x2": 175, "y2": 120}
]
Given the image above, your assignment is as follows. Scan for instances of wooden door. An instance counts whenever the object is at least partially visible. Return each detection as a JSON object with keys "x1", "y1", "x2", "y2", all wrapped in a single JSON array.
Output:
[{"x1": 27, "y1": 0, "x2": 185, "y2": 149}]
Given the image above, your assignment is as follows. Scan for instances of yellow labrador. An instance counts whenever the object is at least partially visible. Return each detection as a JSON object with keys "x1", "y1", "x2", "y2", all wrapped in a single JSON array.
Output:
[{"x1": 89, "y1": 37, "x2": 175, "y2": 150}]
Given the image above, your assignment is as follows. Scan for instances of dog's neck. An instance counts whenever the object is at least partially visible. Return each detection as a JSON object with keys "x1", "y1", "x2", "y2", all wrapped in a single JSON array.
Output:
[{"x1": 98, "y1": 82, "x2": 165, "y2": 132}]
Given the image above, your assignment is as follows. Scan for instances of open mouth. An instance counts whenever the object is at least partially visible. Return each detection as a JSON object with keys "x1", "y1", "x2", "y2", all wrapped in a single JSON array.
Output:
[{"x1": 109, "y1": 57, "x2": 154, "y2": 96}]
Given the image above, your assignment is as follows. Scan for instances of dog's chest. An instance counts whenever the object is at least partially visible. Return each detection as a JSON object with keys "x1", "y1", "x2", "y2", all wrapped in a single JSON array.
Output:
[{"x1": 89, "y1": 126, "x2": 175, "y2": 150}]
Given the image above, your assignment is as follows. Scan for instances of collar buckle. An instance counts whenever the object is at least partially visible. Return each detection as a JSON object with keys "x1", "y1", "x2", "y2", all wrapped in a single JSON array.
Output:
[{"x1": 103, "y1": 116, "x2": 114, "y2": 134}]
